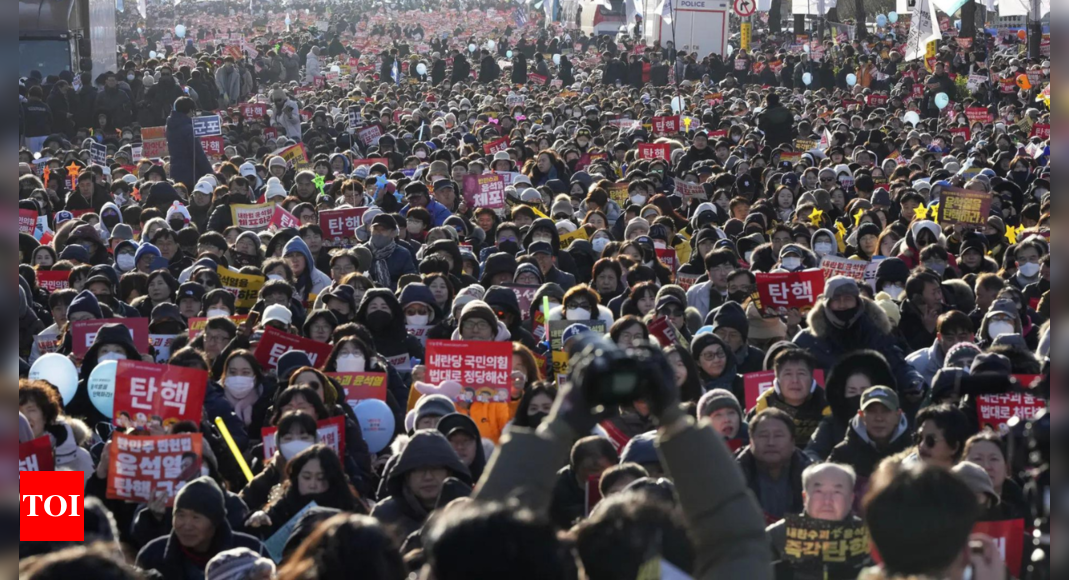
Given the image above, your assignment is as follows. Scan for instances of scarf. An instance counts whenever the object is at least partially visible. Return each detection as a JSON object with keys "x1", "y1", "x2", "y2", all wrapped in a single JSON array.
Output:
[
  {"x1": 224, "y1": 386, "x2": 260, "y2": 426},
  {"x1": 371, "y1": 241, "x2": 397, "y2": 287}
]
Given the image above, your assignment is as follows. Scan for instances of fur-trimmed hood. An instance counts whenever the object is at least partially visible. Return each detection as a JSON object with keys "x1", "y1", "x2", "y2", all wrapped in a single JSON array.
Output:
[{"x1": 806, "y1": 296, "x2": 894, "y2": 339}]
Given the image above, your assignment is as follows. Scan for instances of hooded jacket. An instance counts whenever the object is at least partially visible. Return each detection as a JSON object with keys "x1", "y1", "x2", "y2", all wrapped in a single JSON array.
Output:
[
  {"x1": 282, "y1": 236, "x2": 332, "y2": 298},
  {"x1": 370, "y1": 431, "x2": 471, "y2": 538},
  {"x1": 804, "y1": 350, "x2": 896, "y2": 463},
  {"x1": 793, "y1": 298, "x2": 923, "y2": 399},
  {"x1": 828, "y1": 414, "x2": 911, "y2": 480},
  {"x1": 355, "y1": 288, "x2": 424, "y2": 371},
  {"x1": 166, "y1": 110, "x2": 214, "y2": 190},
  {"x1": 136, "y1": 504, "x2": 267, "y2": 580},
  {"x1": 691, "y1": 332, "x2": 746, "y2": 404},
  {"x1": 69, "y1": 324, "x2": 143, "y2": 427},
  {"x1": 709, "y1": 301, "x2": 766, "y2": 375},
  {"x1": 483, "y1": 286, "x2": 538, "y2": 350},
  {"x1": 47, "y1": 418, "x2": 94, "y2": 482},
  {"x1": 521, "y1": 218, "x2": 579, "y2": 279}
]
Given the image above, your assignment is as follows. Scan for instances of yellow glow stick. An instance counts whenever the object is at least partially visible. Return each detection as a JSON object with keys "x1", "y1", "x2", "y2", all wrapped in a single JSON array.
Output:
[{"x1": 215, "y1": 417, "x2": 254, "y2": 483}]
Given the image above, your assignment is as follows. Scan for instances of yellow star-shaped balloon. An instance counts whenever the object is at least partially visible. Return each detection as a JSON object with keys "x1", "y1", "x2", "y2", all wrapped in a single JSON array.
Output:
[
  {"x1": 1005, "y1": 224, "x2": 1023, "y2": 245},
  {"x1": 914, "y1": 203, "x2": 929, "y2": 221},
  {"x1": 928, "y1": 202, "x2": 940, "y2": 223},
  {"x1": 809, "y1": 208, "x2": 825, "y2": 226},
  {"x1": 835, "y1": 222, "x2": 848, "y2": 252},
  {"x1": 853, "y1": 208, "x2": 865, "y2": 227}
]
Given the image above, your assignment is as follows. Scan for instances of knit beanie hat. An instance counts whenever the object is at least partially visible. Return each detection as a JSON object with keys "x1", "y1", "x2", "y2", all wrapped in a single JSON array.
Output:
[
  {"x1": 67, "y1": 289, "x2": 104, "y2": 320},
  {"x1": 459, "y1": 300, "x2": 499, "y2": 331},
  {"x1": 710, "y1": 302, "x2": 749, "y2": 341},
  {"x1": 173, "y1": 477, "x2": 227, "y2": 528},
  {"x1": 623, "y1": 217, "x2": 650, "y2": 240},
  {"x1": 698, "y1": 389, "x2": 744, "y2": 419},
  {"x1": 205, "y1": 548, "x2": 276, "y2": 580}
]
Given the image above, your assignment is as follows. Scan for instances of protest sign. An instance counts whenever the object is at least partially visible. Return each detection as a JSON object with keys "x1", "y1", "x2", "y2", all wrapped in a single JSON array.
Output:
[
  {"x1": 976, "y1": 388, "x2": 1046, "y2": 432},
  {"x1": 972, "y1": 519, "x2": 1025, "y2": 574},
  {"x1": 276, "y1": 143, "x2": 309, "y2": 166},
  {"x1": 483, "y1": 137, "x2": 510, "y2": 155},
  {"x1": 1030, "y1": 123, "x2": 1050, "y2": 140},
  {"x1": 965, "y1": 106, "x2": 992, "y2": 124},
  {"x1": 503, "y1": 284, "x2": 539, "y2": 321},
  {"x1": 19, "y1": 209, "x2": 37, "y2": 234},
  {"x1": 647, "y1": 315, "x2": 680, "y2": 348},
  {"x1": 782, "y1": 515, "x2": 872, "y2": 577},
  {"x1": 254, "y1": 327, "x2": 334, "y2": 371},
  {"x1": 36, "y1": 270, "x2": 71, "y2": 292},
  {"x1": 820, "y1": 256, "x2": 869, "y2": 281},
  {"x1": 406, "y1": 324, "x2": 434, "y2": 347},
  {"x1": 271, "y1": 204, "x2": 300, "y2": 230},
  {"x1": 549, "y1": 320, "x2": 608, "y2": 351},
  {"x1": 938, "y1": 188, "x2": 992, "y2": 227},
  {"x1": 241, "y1": 103, "x2": 268, "y2": 120},
  {"x1": 264, "y1": 502, "x2": 319, "y2": 563},
  {"x1": 558, "y1": 227, "x2": 589, "y2": 249},
  {"x1": 743, "y1": 370, "x2": 826, "y2": 411},
  {"x1": 230, "y1": 203, "x2": 276, "y2": 230},
  {"x1": 327, "y1": 372, "x2": 388, "y2": 409},
  {"x1": 19, "y1": 436, "x2": 55, "y2": 472},
  {"x1": 357, "y1": 125, "x2": 383, "y2": 147},
  {"x1": 192, "y1": 115, "x2": 222, "y2": 138},
  {"x1": 141, "y1": 127, "x2": 169, "y2": 158},
  {"x1": 148, "y1": 334, "x2": 178, "y2": 364},
  {"x1": 425, "y1": 340, "x2": 513, "y2": 403},
  {"x1": 188, "y1": 316, "x2": 248, "y2": 338},
  {"x1": 608, "y1": 182, "x2": 629, "y2": 206},
  {"x1": 71, "y1": 319, "x2": 149, "y2": 359},
  {"x1": 949, "y1": 127, "x2": 971, "y2": 142},
  {"x1": 755, "y1": 270, "x2": 826, "y2": 316},
  {"x1": 112, "y1": 361, "x2": 208, "y2": 429},
  {"x1": 637, "y1": 143, "x2": 671, "y2": 161},
  {"x1": 90, "y1": 142, "x2": 108, "y2": 166},
  {"x1": 656, "y1": 248, "x2": 679, "y2": 273},
  {"x1": 201, "y1": 136, "x2": 225, "y2": 159},
  {"x1": 528, "y1": 73, "x2": 547, "y2": 85},
  {"x1": 217, "y1": 266, "x2": 266, "y2": 309},
  {"x1": 466, "y1": 174, "x2": 506, "y2": 210},
  {"x1": 262, "y1": 416, "x2": 345, "y2": 461},
  {"x1": 319, "y1": 207, "x2": 368, "y2": 242},
  {"x1": 107, "y1": 433, "x2": 203, "y2": 505},
  {"x1": 673, "y1": 180, "x2": 707, "y2": 202},
  {"x1": 651, "y1": 116, "x2": 680, "y2": 135},
  {"x1": 863, "y1": 257, "x2": 886, "y2": 291}
]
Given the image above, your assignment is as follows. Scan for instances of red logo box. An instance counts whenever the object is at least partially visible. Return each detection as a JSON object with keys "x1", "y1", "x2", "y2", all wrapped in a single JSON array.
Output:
[{"x1": 20, "y1": 471, "x2": 85, "y2": 542}]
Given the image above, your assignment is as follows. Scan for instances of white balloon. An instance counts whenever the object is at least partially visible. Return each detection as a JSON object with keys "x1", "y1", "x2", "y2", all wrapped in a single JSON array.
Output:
[
  {"x1": 353, "y1": 399, "x2": 396, "y2": 454},
  {"x1": 468, "y1": 43, "x2": 477, "y2": 53},
  {"x1": 149, "y1": 51, "x2": 158, "y2": 59},
  {"x1": 903, "y1": 111, "x2": 921, "y2": 126},
  {"x1": 416, "y1": 63, "x2": 428, "y2": 76},
  {"x1": 507, "y1": 50, "x2": 513, "y2": 58},
  {"x1": 671, "y1": 96, "x2": 686, "y2": 114},
  {"x1": 553, "y1": 54, "x2": 561, "y2": 66},
  {"x1": 175, "y1": 25, "x2": 187, "y2": 39},
  {"x1": 29, "y1": 354, "x2": 80, "y2": 406},
  {"x1": 486, "y1": 40, "x2": 496, "y2": 50},
  {"x1": 88, "y1": 361, "x2": 118, "y2": 419},
  {"x1": 846, "y1": 73, "x2": 858, "y2": 87},
  {"x1": 803, "y1": 72, "x2": 813, "y2": 86}
]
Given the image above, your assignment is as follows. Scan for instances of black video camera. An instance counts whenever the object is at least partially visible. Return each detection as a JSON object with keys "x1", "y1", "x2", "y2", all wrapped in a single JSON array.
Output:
[{"x1": 567, "y1": 334, "x2": 673, "y2": 412}]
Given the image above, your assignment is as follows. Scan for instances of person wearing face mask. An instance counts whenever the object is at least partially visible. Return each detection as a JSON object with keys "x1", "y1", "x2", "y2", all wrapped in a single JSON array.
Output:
[
  {"x1": 68, "y1": 322, "x2": 142, "y2": 426},
  {"x1": 549, "y1": 284, "x2": 614, "y2": 327},
  {"x1": 400, "y1": 281, "x2": 445, "y2": 334},
  {"x1": 874, "y1": 258, "x2": 910, "y2": 303},
  {"x1": 977, "y1": 299, "x2": 1022, "y2": 349},
  {"x1": 354, "y1": 289, "x2": 424, "y2": 374},
  {"x1": 810, "y1": 229, "x2": 839, "y2": 262},
  {"x1": 776, "y1": 245, "x2": 810, "y2": 273}
]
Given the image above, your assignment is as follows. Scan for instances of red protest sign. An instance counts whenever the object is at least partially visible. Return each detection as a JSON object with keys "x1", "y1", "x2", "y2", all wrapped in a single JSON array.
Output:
[
  {"x1": 972, "y1": 520, "x2": 1025, "y2": 574},
  {"x1": 1026, "y1": 123, "x2": 1051, "y2": 139},
  {"x1": 271, "y1": 204, "x2": 300, "y2": 230},
  {"x1": 528, "y1": 73, "x2": 547, "y2": 85},
  {"x1": 652, "y1": 116, "x2": 680, "y2": 135},
  {"x1": 357, "y1": 125, "x2": 383, "y2": 147},
  {"x1": 240, "y1": 103, "x2": 268, "y2": 120},
  {"x1": 866, "y1": 94, "x2": 889, "y2": 107},
  {"x1": 112, "y1": 361, "x2": 208, "y2": 429},
  {"x1": 503, "y1": 284, "x2": 539, "y2": 321},
  {"x1": 647, "y1": 315, "x2": 680, "y2": 348},
  {"x1": 71, "y1": 319, "x2": 149, "y2": 359},
  {"x1": 19, "y1": 436, "x2": 55, "y2": 472},
  {"x1": 656, "y1": 248, "x2": 679, "y2": 273},
  {"x1": 262, "y1": 416, "x2": 345, "y2": 461},
  {"x1": 949, "y1": 127, "x2": 971, "y2": 142},
  {"x1": 107, "y1": 433, "x2": 203, "y2": 505},
  {"x1": 637, "y1": 143, "x2": 671, "y2": 161},
  {"x1": 483, "y1": 137, "x2": 510, "y2": 156},
  {"x1": 254, "y1": 326, "x2": 333, "y2": 371},
  {"x1": 200, "y1": 136, "x2": 225, "y2": 159},
  {"x1": 1000, "y1": 78, "x2": 1017, "y2": 94},
  {"x1": 975, "y1": 389, "x2": 1046, "y2": 432},
  {"x1": 755, "y1": 270, "x2": 826, "y2": 316},
  {"x1": 425, "y1": 340, "x2": 513, "y2": 403},
  {"x1": 743, "y1": 370, "x2": 826, "y2": 411},
  {"x1": 466, "y1": 174, "x2": 506, "y2": 210},
  {"x1": 319, "y1": 207, "x2": 368, "y2": 242},
  {"x1": 19, "y1": 209, "x2": 37, "y2": 234},
  {"x1": 327, "y1": 372, "x2": 388, "y2": 407},
  {"x1": 966, "y1": 107, "x2": 992, "y2": 124},
  {"x1": 36, "y1": 270, "x2": 71, "y2": 292}
]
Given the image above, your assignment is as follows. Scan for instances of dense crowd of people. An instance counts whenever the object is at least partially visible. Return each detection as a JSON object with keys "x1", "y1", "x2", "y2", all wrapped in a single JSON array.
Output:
[{"x1": 17, "y1": 1, "x2": 1056, "y2": 580}]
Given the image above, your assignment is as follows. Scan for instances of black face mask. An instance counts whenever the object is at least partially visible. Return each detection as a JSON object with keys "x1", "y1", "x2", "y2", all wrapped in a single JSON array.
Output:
[
  {"x1": 729, "y1": 291, "x2": 750, "y2": 304},
  {"x1": 103, "y1": 216, "x2": 121, "y2": 230},
  {"x1": 365, "y1": 310, "x2": 393, "y2": 331},
  {"x1": 526, "y1": 412, "x2": 548, "y2": 429},
  {"x1": 153, "y1": 321, "x2": 185, "y2": 335},
  {"x1": 329, "y1": 309, "x2": 350, "y2": 323},
  {"x1": 831, "y1": 305, "x2": 861, "y2": 327},
  {"x1": 497, "y1": 241, "x2": 520, "y2": 255}
]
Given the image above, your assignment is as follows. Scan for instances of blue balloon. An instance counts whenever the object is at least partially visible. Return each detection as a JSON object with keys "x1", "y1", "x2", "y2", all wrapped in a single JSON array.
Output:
[
  {"x1": 888, "y1": 12, "x2": 899, "y2": 24},
  {"x1": 354, "y1": 400, "x2": 396, "y2": 454},
  {"x1": 175, "y1": 25, "x2": 187, "y2": 39},
  {"x1": 876, "y1": 15, "x2": 888, "y2": 28},
  {"x1": 935, "y1": 92, "x2": 950, "y2": 110},
  {"x1": 507, "y1": 50, "x2": 513, "y2": 58},
  {"x1": 88, "y1": 360, "x2": 118, "y2": 419},
  {"x1": 846, "y1": 73, "x2": 858, "y2": 87}
]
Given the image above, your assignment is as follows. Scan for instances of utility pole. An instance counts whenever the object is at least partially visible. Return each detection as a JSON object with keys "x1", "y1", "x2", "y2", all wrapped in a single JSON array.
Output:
[{"x1": 1028, "y1": 0, "x2": 1042, "y2": 59}]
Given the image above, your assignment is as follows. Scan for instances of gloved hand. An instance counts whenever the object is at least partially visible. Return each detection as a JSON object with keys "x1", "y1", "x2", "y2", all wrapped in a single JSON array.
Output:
[
  {"x1": 544, "y1": 374, "x2": 601, "y2": 439},
  {"x1": 633, "y1": 343, "x2": 685, "y2": 427}
]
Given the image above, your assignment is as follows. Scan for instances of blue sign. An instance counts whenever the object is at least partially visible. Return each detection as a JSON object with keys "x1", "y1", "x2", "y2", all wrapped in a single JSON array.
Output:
[{"x1": 192, "y1": 115, "x2": 222, "y2": 138}]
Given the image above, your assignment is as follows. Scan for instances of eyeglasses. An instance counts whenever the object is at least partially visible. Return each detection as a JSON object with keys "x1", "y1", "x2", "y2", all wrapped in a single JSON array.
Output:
[
  {"x1": 660, "y1": 307, "x2": 684, "y2": 317},
  {"x1": 304, "y1": 382, "x2": 323, "y2": 392},
  {"x1": 461, "y1": 320, "x2": 492, "y2": 333},
  {"x1": 914, "y1": 433, "x2": 942, "y2": 448},
  {"x1": 701, "y1": 350, "x2": 727, "y2": 362}
]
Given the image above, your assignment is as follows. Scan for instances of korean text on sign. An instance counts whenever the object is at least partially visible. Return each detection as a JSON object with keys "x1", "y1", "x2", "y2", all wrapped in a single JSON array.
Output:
[
  {"x1": 319, "y1": 207, "x2": 368, "y2": 243},
  {"x1": 71, "y1": 319, "x2": 149, "y2": 359},
  {"x1": 425, "y1": 340, "x2": 513, "y2": 402},
  {"x1": 230, "y1": 203, "x2": 276, "y2": 231},
  {"x1": 976, "y1": 390, "x2": 1046, "y2": 432},
  {"x1": 756, "y1": 270, "x2": 826, "y2": 316},
  {"x1": 782, "y1": 515, "x2": 872, "y2": 573},
  {"x1": 468, "y1": 174, "x2": 505, "y2": 210},
  {"x1": 254, "y1": 326, "x2": 333, "y2": 371},
  {"x1": 111, "y1": 360, "x2": 208, "y2": 429},
  {"x1": 217, "y1": 266, "x2": 266, "y2": 309},
  {"x1": 107, "y1": 433, "x2": 203, "y2": 505},
  {"x1": 938, "y1": 188, "x2": 992, "y2": 227},
  {"x1": 262, "y1": 416, "x2": 345, "y2": 461},
  {"x1": 327, "y1": 372, "x2": 388, "y2": 404},
  {"x1": 19, "y1": 436, "x2": 55, "y2": 472}
]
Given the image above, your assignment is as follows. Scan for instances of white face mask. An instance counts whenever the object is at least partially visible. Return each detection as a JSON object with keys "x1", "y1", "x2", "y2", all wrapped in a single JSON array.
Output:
[
  {"x1": 1018, "y1": 262, "x2": 1041, "y2": 278},
  {"x1": 744, "y1": 251, "x2": 753, "y2": 263},
  {"x1": 630, "y1": 194, "x2": 647, "y2": 206},
  {"x1": 98, "y1": 352, "x2": 127, "y2": 362},
  {"x1": 781, "y1": 257, "x2": 802, "y2": 271},
  {"x1": 814, "y1": 243, "x2": 834, "y2": 257},
  {"x1": 267, "y1": 274, "x2": 285, "y2": 282},
  {"x1": 592, "y1": 237, "x2": 610, "y2": 253},
  {"x1": 280, "y1": 439, "x2": 315, "y2": 461},
  {"x1": 336, "y1": 354, "x2": 366, "y2": 373},
  {"x1": 207, "y1": 308, "x2": 231, "y2": 319},
  {"x1": 566, "y1": 307, "x2": 591, "y2": 321},
  {"x1": 116, "y1": 253, "x2": 136, "y2": 271},
  {"x1": 225, "y1": 375, "x2": 257, "y2": 398},
  {"x1": 884, "y1": 285, "x2": 906, "y2": 300},
  {"x1": 406, "y1": 314, "x2": 430, "y2": 326},
  {"x1": 987, "y1": 321, "x2": 1016, "y2": 340},
  {"x1": 533, "y1": 235, "x2": 553, "y2": 245}
]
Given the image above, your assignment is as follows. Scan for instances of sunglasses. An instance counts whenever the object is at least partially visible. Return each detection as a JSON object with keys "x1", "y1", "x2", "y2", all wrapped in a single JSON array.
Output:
[{"x1": 914, "y1": 433, "x2": 940, "y2": 448}]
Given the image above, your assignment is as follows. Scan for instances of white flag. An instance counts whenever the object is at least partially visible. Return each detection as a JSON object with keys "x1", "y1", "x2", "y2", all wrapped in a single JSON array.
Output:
[
  {"x1": 656, "y1": 0, "x2": 672, "y2": 24},
  {"x1": 904, "y1": 0, "x2": 942, "y2": 63},
  {"x1": 818, "y1": 129, "x2": 833, "y2": 152},
  {"x1": 138, "y1": 0, "x2": 147, "y2": 19}
]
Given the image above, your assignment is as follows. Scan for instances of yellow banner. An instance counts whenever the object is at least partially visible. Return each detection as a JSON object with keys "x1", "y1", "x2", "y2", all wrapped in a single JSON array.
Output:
[{"x1": 216, "y1": 266, "x2": 266, "y2": 309}]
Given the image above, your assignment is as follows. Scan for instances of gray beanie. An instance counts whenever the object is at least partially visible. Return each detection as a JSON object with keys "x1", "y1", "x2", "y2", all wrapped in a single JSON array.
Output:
[
  {"x1": 698, "y1": 389, "x2": 744, "y2": 419},
  {"x1": 173, "y1": 477, "x2": 227, "y2": 528},
  {"x1": 205, "y1": 548, "x2": 276, "y2": 580},
  {"x1": 824, "y1": 276, "x2": 861, "y2": 301}
]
